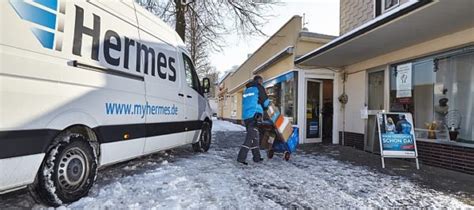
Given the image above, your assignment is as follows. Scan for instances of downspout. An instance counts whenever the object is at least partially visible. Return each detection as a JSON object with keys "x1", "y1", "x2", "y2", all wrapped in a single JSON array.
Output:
[
  {"x1": 342, "y1": 75, "x2": 346, "y2": 146},
  {"x1": 339, "y1": 72, "x2": 348, "y2": 146}
]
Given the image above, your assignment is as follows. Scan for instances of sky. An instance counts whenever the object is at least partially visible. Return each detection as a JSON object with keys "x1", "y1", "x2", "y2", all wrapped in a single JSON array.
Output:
[{"x1": 209, "y1": 0, "x2": 340, "y2": 74}]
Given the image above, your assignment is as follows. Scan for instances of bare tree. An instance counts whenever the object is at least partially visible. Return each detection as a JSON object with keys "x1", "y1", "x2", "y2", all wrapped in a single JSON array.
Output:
[{"x1": 136, "y1": 0, "x2": 276, "y2": 79}]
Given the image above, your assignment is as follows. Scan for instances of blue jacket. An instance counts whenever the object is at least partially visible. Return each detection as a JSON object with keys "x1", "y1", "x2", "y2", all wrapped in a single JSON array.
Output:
[
  {"x1": 396, "y1": 119, "x2": 412, "y2": 134},
  {"x1": 242, "y1": 80, "x2": 270, "y2": 120}
]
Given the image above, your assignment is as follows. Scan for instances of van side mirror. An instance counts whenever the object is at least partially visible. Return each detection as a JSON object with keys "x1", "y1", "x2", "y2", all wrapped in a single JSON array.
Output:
[{"x1": 202, "y1": 77, "x2": 210, "y2": 93}]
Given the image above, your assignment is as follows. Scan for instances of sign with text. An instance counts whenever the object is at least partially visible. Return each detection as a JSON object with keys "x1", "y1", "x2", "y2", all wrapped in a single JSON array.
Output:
[
  {"x1": 376, "y1": 112, "x2": 419, "y2": 169},
  {"x1": 396, "y1": 63, "x2": 412, "y2": 98},
  {"x1": 376, "y1": 112, "x2": 418, "y2": 158}
]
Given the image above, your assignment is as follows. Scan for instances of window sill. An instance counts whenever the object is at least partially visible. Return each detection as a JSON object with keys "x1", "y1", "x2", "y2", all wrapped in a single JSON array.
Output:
[{"x1": 416, "y1": 138, "x2": 474, "y2": 148}]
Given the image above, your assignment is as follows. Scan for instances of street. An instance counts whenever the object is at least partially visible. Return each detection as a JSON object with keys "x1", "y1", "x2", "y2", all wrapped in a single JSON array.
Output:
[{"x1": 0, "y1": 120, "x2": 472, "y2": 208}]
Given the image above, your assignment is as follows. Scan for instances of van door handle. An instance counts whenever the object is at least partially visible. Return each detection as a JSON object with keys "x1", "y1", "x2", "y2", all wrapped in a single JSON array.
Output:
[
  {"x1": 187, "y1": 95, "x2": 192, "y2": 98},
  {"x1": 178, "y1": 93, "x2": 184, "y2": 97}
]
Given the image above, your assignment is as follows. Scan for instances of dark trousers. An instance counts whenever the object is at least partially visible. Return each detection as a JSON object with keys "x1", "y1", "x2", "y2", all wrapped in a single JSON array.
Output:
[{"x1": 237, "y1": 118, "x2": 261, "y2": 162}]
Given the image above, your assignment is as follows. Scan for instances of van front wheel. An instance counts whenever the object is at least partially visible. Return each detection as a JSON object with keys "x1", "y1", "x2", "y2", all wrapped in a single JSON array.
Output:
[
  {"x1": 33, "y1": 133, "x2": 98, "y2": 206},
  {"x1": 192, "y1": 122, "x2": 211, "y2": 152}
]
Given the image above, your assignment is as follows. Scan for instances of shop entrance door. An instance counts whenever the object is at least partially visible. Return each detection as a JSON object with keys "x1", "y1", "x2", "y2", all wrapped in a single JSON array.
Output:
[
  {"x1": 366, "y1": 70, "x2": 385, "y2": 153},
  {"x1": 305, "y1": 79, "x2": 322, "y2": 143}
]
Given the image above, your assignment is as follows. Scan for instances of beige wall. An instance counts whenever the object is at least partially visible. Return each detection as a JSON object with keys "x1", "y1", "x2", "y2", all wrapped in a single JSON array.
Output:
[
  {"x1": 295, "y1": 38, "x2": 328, "y2": 57},
  {"x1": 217, "y1": 98, "x2": 224, "y2": 117},
  {"x1": 231, "y1": 91, "x2": 243, "y2": 119},
  {"x1": 217, "y1": 16, "x2": 303, "y2": 120},
  {"x1": 218, "y1": 16, "x2": 334, "y2": 120},
  {"x1": 343, "y1": 71, "x2": 366, "y2": 133},
  {"x1": 222, "y1": 94, "x2": 232, "y2": 119},
  {"x1": 225, "y1": 16, "x2": 302, "y2": 94},
  {"x1": 259, "y1": 56, "x2": 294, "y2": 80}
]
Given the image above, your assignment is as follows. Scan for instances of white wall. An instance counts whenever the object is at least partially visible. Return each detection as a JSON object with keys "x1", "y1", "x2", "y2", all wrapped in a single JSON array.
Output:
[
  {"x1": 297, "y1": 69, "x2": 336, "y2": 144},
  {"x1": 332, "y1": 72, "x2": 343, "y2": 144},
  {"x1": 343, "y1": 71, "x2": 366, "y2": 134}
]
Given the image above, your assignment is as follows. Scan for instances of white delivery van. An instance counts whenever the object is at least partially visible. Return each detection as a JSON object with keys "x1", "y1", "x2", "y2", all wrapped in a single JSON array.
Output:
[{"x1": 0, "y1": 0, "x2": 213, "y2": 206}]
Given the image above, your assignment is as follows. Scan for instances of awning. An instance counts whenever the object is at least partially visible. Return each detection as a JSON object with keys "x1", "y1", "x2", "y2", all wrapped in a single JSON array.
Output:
[{"x1": 295, "y1": 0, "x2": 474, "y2": 67}]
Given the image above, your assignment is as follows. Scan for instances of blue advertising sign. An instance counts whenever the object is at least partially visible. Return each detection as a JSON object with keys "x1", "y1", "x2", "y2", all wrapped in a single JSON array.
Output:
[
  {"x1": 381, "y1": 133, "x2": 415, "y2": 151},
  {"x1": 376, "y1": 112, "x2": 419, "y2": 169}
]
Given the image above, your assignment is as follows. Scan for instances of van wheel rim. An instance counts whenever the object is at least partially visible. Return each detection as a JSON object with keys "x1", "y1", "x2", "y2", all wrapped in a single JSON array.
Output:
[{"x1": 58, "y1": 148, "x2": 88, "y2": 191}]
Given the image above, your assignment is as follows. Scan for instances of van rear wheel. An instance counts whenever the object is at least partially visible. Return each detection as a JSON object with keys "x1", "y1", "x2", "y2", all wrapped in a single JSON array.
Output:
[
  {"x1": 32, "y1": 133, "x2": 97, "y2": 206},
  {"x1": 192, "y1": 122, "x2": 211, "y2": 152}
]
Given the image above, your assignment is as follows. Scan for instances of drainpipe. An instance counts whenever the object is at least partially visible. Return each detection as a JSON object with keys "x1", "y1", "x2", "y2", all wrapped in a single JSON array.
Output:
[{"x1": 341, "y1": 72, "x2": 347, "y2": 146}]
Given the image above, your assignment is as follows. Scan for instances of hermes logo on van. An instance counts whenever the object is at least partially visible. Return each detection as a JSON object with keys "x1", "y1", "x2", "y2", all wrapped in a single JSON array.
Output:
[
  {"x1": 72, "y1": 6, "x2": 177, "y2": 82},
  {"x1": 10, "y1": 0, "x2": 64, "y2": 51}
]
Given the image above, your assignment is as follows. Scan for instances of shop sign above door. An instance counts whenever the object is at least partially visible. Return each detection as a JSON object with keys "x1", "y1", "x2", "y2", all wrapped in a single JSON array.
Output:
[{"x1": 396, "y1": 63, "x2": 412, "y2": 98}]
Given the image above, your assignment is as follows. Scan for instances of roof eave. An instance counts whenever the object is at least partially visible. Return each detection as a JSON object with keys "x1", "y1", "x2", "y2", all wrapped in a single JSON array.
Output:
[{"x1": 295, "y1": 0, "x2": 433, "y2": 65}]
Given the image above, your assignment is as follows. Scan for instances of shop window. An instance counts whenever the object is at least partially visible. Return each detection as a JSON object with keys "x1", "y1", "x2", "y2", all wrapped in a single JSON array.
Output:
[
  {"x1": 390, "y1": 48, "x2": 474, "y2": 143},
  {"x1": 264, "y1": 72, "x2": 298, "y2": 124}
]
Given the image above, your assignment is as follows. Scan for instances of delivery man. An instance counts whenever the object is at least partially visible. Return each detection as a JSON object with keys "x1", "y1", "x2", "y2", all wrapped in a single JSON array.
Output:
[{"x1": 237, "y1": 75, "x2": 270, "y2": 165}]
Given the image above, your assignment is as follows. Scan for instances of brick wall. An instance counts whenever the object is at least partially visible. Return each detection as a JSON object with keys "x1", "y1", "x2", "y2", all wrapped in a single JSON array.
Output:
[
  {"x1": 339, "y1": 132, "x2": 365, "y2": 150},
  {"x1": 417, "y1": 141, "x2": 474, "y2": 175},
  {"x1": 339, "y1": 0, "x2": 374, "y2": 35},
  {"x1": 335, "y1": 131, "x2": 474, "y2": 175}
]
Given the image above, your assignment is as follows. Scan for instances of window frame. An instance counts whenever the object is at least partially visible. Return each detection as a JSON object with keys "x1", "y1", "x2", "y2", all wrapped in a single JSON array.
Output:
[
  {"x1": 382, "y1": 0, "x2": 400, "y2": 13},
  {"x1": 182, "y1": 53, "x2": 202, "y2": 95},
  {"x1": 374, "y1": 0, "x2": 382, "y2": 17}
]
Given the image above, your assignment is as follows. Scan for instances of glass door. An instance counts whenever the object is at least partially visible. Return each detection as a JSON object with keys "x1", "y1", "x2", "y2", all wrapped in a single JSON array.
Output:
[
  {"x1": 366, "y1": 70, "x2": 385, "y2": 153},
  {"x1": 305, "y1": 80, "x2": 322, "y2": 143}
]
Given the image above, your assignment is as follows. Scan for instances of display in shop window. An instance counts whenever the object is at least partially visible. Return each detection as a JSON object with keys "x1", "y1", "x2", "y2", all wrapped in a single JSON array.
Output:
[
  {"x1": 395, "y1": 63, "x2": 412, "y2": 98},
  {"x1": 446, "y1": 110, "x2": 462, "y2": 141},
  {"x1": 390, "y1": 49, "x2": 473, "y2": 144},
  {"x1": 264, "y1": 71, "x2": 298, "y2": 124}
]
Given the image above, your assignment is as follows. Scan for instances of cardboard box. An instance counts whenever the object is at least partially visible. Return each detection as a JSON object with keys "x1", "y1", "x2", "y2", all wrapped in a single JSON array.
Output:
[
  {"x1": 275, "y1": 115, "x2": 284, "y2": 126},
  {"x1": 260, "y1": 132, "x2": 270, "y2": 149},
  {"x1": 266, "y1": 104, "x2": 280, "y2": 121},
  {"x1": 277, "y1": 117, "x2": 293, "y2": 141},
  {"x1": 280, "y1": 123, "x2": 293, "y2": 141},
  {"x1": 260, "y1": 131, "x2": 275, "y2": 149}
]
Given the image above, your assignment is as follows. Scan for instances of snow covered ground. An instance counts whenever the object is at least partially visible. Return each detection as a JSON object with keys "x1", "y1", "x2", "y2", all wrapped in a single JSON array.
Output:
[
  {"x1": 0, "y1": 120, "x2": 471, "y2": 208},
  {"x1": 210, "y1": 119, "x2": 245, "y2": 132}
]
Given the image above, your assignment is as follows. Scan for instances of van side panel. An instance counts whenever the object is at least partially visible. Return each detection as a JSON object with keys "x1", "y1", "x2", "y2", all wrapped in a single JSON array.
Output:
[
  {"x1": 0, "y1": 154, "x2": 44, "y2": 193},
  {"x1": 0, "y1": 0, "x2": 64, "y2": 191},
  {"x1": 0, "y1": 0, "x2": 147, "y2": 190},
  {"x1": 138, "y1": 31, "x2": 188, "y2": 153},
  {"x1": 134, "y1": 6, "x2": 199, "y2": 153},
  {"x1": 0, "y1": 0, "x2": 205, "y2": 193},
  {"x1": 58, "y1": 0, "x2": 147, "y2": 165}
]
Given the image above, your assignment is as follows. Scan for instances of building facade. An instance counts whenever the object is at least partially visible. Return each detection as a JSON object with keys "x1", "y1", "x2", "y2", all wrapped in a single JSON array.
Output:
[
  {"x1": 297, "y1": 0, "x2": 474, "y2": 174},
  {"x1": 217, "y1": 16, "x2": 337, "y2": 144}
]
